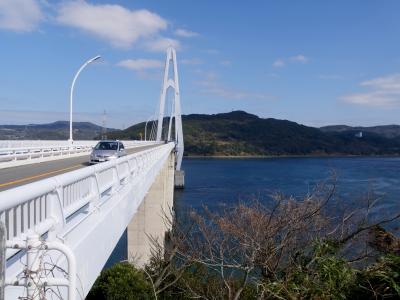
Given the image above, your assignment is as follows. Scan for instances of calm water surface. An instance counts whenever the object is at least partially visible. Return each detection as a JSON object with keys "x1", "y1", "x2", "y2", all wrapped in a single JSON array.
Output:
[
  {"x1": 176, "y1": 157, "x2": 400, "y2": 212},
  {"x1": 107, "y1": 157, "x2": 400, "y2": 267}
]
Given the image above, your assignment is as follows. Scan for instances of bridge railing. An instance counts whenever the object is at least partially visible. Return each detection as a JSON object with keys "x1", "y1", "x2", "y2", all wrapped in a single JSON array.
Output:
[
  {"x1": 0, "y1": 140, "x2": 154, "y2": 148},
  {"x1": 0, "y1": 140, "x2": 158, "y2": 169},
  {"x1": 0, "y1": 142, "x2": 174, "y2": 261},
  {"x1": 0, "y1": 140, "x2": 96, "y2": 148}
]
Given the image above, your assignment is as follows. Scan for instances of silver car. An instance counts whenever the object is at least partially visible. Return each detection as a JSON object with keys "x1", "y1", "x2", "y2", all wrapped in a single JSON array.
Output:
[{"x1": 89, "y1": 140, "x2": 126, "y2": 164}]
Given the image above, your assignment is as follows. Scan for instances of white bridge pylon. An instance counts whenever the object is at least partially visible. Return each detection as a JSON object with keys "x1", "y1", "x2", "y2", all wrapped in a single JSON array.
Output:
[{"x1": 156, "y1": 47, "x2": 184, "y2": 171}]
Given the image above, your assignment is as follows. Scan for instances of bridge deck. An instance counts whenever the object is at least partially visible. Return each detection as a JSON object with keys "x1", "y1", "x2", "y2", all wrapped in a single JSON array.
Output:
[
  {"x1": 2, "y1": 142, "x2": 176, "y2": 299},
  {"x1": 0, "y1": 144, "x2": 159, "y2": 192}
]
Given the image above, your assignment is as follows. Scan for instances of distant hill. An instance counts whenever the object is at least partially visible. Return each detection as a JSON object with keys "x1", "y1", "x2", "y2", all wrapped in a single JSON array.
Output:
[
  {"x1": 106, "y1": 111, "x2": 400, "y2": 156},
  {"x1": 320, "y1": 125, "x2": 400, "y2": 139},
  {"x1": 0, "y1": 121, "x2": 117, "y2": 140}
]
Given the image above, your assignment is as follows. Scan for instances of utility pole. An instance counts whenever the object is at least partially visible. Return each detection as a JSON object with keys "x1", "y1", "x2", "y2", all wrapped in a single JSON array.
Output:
[{"x1": 102, "y1": 110, "x2": 107, "y2": 140}]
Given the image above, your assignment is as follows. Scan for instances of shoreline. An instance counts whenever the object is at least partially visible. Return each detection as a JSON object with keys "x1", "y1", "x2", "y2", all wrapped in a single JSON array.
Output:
[{"x1": 185, "y1": 154, "x2": 400, "y2": 159}]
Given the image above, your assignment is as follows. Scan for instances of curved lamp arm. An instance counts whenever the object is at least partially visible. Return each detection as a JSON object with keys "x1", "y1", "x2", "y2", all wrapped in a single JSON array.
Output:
[{"x1": 69, "y1": 55, "x2": 101, "y2": 142}]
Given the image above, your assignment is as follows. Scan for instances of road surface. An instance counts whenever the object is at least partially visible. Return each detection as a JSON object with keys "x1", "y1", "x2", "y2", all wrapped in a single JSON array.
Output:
[{"x1": 0, "y1": 144, "x2": 159, "y2": 192}]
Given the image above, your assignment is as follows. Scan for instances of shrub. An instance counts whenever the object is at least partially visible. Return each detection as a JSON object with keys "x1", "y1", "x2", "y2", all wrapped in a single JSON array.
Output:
[
  {"x1": 86, "y1": 262, "x2": 153, "y2": 300},
  {"x1": 88, "y1": 182, "x2": 400, "y2": 299},
  {"x1": 350, "y1": 254, "x2": 400, "y2": 299}
]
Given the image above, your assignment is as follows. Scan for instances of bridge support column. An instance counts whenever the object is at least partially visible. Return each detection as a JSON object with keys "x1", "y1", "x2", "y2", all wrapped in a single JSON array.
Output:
[
  {"x1": 174, "y1": 170, "x2": 185, "y2": 189},
  {"x1": 127, "y1": 153, "x2": 175, "y2": 267}
]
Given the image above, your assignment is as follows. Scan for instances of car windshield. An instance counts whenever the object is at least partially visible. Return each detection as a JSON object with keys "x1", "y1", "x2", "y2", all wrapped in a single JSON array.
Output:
[{"x1": 95, "y1": 142, "x2": 118, "y2": 151}]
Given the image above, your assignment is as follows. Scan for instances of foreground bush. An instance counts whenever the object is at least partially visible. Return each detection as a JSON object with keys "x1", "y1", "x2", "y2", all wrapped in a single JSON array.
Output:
[
  {"x1": 88, "y1": 180, "x2": 400, "y2": 299},
  {"x1": 89, "y1": 251, "x2": 400, "y2": 299},
  {"x1": 351, "y1": 254, "x2": 400, "y2": 299},
  {"x1": 86, "y1": 262, "x2": 152, "y2": 300}
]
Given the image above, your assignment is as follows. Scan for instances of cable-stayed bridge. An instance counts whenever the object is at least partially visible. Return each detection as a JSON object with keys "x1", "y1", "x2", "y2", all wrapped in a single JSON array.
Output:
[{"x1": 0, "y1": 47, "x2": 184, "y2": 300}]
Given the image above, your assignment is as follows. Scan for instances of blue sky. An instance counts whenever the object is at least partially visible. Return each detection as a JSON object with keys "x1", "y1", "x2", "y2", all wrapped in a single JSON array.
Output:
[{"x1": 1, "y1": 0, "x2": 400, "y2": 128}]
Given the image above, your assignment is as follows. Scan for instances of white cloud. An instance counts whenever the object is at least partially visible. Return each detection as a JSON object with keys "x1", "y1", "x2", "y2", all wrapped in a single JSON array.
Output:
[
  {"x1": 0, "y1": 0, "x2": 43, "y2": 32},
  {"x1": 174, "y1": 28, "x2": 198, "y2": 38},
  {"x1": 197, "y1": 72, "x2": 275, "y2": 101},
  {"x1": 289, "y1": 54, "x2": 308, "y2": 63},
  {"x1": 117, "y1": 59, "x2": 163, "y2": 71},
  {"x1": 144, "y1": 37, "x2": 181, "y2": 52},
  {"x1": 273, "y1": 54, "x2": 308, "y2": 67},
  {"x1": 361, "y1": 74, "x2": 400, "y2": 91},
  {"x1": 340, "y1": 74, "x2": 400, "y2": 107},
  {"x1": 340, "y1": 92, "x2": 400, "y2": 107},
  {"x1": 56, "y1": 1, "x2": 168, "y2": 48},
  {"x1": 272, "y1": 59, "x2": 285, "y2": 68}
]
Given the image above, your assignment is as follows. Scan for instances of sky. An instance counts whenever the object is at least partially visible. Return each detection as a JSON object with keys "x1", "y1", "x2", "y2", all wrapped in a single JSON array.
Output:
[{"x1": 1, "y1": 0, "x2": 400, "y2": 129}]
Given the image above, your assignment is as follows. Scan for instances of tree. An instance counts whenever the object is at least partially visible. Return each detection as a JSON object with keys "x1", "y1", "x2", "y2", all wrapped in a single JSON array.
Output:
[
  {"x1": 89, "y1": 177, "x2": 400, "y2": 299},
  {"x1": 145, "y1": 177, "x2": 400, "y2": 299},
  {"x1": 87, "y1": 262, "x2": 152, "y2": 300}
]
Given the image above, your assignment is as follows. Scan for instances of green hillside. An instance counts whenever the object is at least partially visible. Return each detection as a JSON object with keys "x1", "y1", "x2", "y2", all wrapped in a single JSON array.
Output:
[
  {"x1": 0, "y1": 121, "x2": 116, "y2": 140},
  {"x1": 320, "y1": 124, "x2": 400, "y2": 139},
  {"x1": 107, "y1": 111, "x2": 400, "y2": 156}
]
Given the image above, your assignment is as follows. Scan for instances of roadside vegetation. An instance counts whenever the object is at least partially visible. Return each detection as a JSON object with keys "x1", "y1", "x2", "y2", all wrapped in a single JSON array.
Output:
[{"x1": 88, "y1": 178, "x2": 400, "y2": 299}]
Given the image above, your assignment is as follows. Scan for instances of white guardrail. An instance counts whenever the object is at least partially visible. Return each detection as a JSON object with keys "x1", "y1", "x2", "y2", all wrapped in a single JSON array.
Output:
[
  {"x1": 1, "y1": 142, "x2": 175, "y2": 299},
  {"x1": 0, "y1": 140, "x2": 96, "y2": 148},
  {"x1": 0, "y1": 140, "x2": 156, "y2": 169}
]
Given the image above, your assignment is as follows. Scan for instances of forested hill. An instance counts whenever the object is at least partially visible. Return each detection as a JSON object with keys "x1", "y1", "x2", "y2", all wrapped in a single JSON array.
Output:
[
  {"x1": 320, "y1": 124, "x2": 400, "y2": 139},
  {"x1": 107, "y1": 111, "x2": 400, "y2": 156},
  {"x1": 0, "y1": 121, "x2": 116, "y2": 140}
]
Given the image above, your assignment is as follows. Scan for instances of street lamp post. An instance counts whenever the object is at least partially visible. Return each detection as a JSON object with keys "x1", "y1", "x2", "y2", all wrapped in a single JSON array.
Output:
[{"x1": 69, "y1": 55, "x2": 101, "y2": 143}]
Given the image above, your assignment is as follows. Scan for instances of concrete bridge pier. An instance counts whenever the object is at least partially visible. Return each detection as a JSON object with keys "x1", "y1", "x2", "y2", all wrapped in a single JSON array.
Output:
[
  {"x1": 127, "y1": 152, "x2": 175, "y2": 267},
  {"x1": 174, "y1": 170, "x2": 185, "y2": 188}
]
